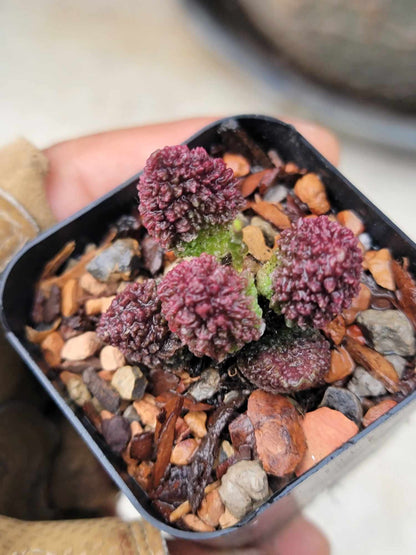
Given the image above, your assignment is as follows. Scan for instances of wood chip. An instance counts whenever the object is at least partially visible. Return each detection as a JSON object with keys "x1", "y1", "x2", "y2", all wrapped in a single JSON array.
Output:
[
  {"x1": 247, "y1": 390, "x2": 306, "y2": 477},
  {"x1": 343, "y1": 283, "x2": 371, "y2": 325},
  {"x1": 169, "y1": 481, "x2": 220, "y2": 522},
  {"x1": 392, "y1": 260, "x2": 416, "y2": 328},
  {"x1": 198, "y1": 489, "x2": 225, "y2": 528},
  {"x1": 223, "y1": 153, "x2": 250, "y2": 177},
  {"x1": 184, "y1": 411, "x2": 207, "y2": 438},
  {"x1": 61, "y1": 278, "x2": 79, "y2": 317},
  {"x1": 345, "y1": 325, "x2": 367, "y2": 345},
  {"x1": 295, "y1": 407, "x2": 358, "y2": 476},
  {"x1": 25, "y1": 318, "x2": 61, "y2": 344},
  {"x1": 325, "y1": 346, "x2": 355, "y2": 383},
  {"x1": 362, "y1": 399, "x2": 398, "y2": 427},
  {"x1": 337, "y1": 210, "x2": 364, "y2": 235},
  {"x1": 248, "y1": 199, "x2": 291, "y2": 229},
  {"x1": 242, "y1": 225, "x2": 272, "y2": 262},
  {"x1": 364, "y1": 249, "x2": 395, "y2": 291},
  {"x1": 41, "y1": 241, "x2": 76, "y2": 279},
  {"x1": 182, "y1": 513, "x2": 215, "y2": 533},
  {"x1": 40, "y1": 230, "x2": 116, "y2": 291},
  {"x1": 170, "y1": 438, "x2": 199, "y2": 466},
  {"x1": 100, "y1": 345, "x2": 125, "y2": 371},
  {"x1": 61, "y1": 331, "x2": 101, "y2": 361},
  {"x1": 294, "y1": 173, "x2": 330, "y2": 215},
  {"x1": 322, "y1": 315, "x2": 346, "y2": 345},
  {"x1": 41, "y1": 331, "x2": 64, "y2": 367},
  {"x1": 344, "y1": 336, "x2": 400, "y2": 393},
  {"x1": 240, "y1": 169, "x2": 277, "y2": 197},
  {"x1": 153, "y1": 396, "x2": 183, "y2": 488}
]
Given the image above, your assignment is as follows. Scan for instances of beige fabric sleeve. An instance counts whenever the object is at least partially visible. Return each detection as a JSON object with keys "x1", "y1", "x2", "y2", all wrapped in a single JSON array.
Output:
[
  {"x1": 0, "y1": 139, "x2": 169, "y2": 554},
  {"x1": 0, "y1": 515, "x2": 168, "y2": 555},
  {"x1": 0, "y1": 138, "x2": 56, "y2": 272},
  {"x1": 0, "y1": 138, "x2": 55, "y2": 231}
]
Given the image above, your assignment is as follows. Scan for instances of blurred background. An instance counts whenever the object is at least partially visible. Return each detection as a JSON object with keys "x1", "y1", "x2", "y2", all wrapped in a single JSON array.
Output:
[{"x1": 2, "y1": 0, "x2": 415, "y2": 553}]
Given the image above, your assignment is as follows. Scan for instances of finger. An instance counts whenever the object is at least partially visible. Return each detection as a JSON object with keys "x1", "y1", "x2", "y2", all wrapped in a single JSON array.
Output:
[
  {"x1": 285, "y1": 118, "x2": 340, "y2": 167},
  {"x1": 44, "y1": 117, "x2": 218, "y2": 221},
  {"x1": 266, "y1": 515, "x2": 330, "y2": 555},
  {"x1": 166, "y1": 516, "x2": 329, "y2": 555},
  {"x1": 44, "y1": 117, "x2": 339, "y2": 221}
]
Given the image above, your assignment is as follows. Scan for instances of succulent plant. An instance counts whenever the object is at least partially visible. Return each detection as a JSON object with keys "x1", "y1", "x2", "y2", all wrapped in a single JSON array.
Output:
[
  {"x1": 138, "y1": 145, "x2": 245, "y2": 253},
  {"x1": 259, "y1": 216, "x2": 362, "y2": 328},
  {"x1": 236, "y1": 325, "x2": 331, "y2": 394},
  {"x1": 97, "y1": 279, "x2": 184, "y2": 369},
  {"x1": 158, "y1": 254, "x2": 263, "y2": 362}
]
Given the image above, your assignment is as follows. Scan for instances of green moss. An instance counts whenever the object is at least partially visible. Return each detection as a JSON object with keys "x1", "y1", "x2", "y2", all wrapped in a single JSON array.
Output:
[
  {"x1": 245, "y1": 275, "x2": 263, "y2": 323},
  {"x1": 256, "y1": 251, "x2": 280, "y2": 300},
  {"x1": 177, "y1": 221, "x2": 246, "y2": 269}
]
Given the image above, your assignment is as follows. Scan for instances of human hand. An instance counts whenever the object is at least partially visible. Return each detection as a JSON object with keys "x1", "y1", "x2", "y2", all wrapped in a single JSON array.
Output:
[{"x1": 43, "y1": 116, "x2": 336, "y2": 555}]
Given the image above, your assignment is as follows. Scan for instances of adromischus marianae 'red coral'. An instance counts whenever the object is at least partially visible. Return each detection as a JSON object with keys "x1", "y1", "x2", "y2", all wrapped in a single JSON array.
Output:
[
  {"x1": 158, "y1": 254, "x2": 263, "y2": 361},
  {"x1": 138, "y1": 145, "x2": 244, "y2": 250},
  {"x1": 97, "y1": 280, "x2": 183, "y2": 369},
  {"x1": 236, "y1": 326, "x2": 331, "y2": 393},
  {"x1": 271, "y1": 216, "x2": 362, "y2": 328}
]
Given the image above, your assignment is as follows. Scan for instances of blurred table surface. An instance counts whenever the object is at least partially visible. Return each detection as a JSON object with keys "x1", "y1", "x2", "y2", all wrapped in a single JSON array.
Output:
[{"x1": 1, "y1": 1, "x2": 415, "y2": 553}]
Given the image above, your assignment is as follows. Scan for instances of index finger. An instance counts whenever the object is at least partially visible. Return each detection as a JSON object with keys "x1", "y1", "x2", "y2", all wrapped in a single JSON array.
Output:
[{"x1": 44, "y1": 116, "x2": 339, "y2": 221}]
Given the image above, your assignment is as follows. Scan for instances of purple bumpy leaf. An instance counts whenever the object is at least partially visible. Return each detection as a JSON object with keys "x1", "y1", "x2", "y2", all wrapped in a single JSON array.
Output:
[
  {"x1": 237, "y1": 326, "x2": 331, "y2": 394},
  {"x1": 97, "y1": 280, "x2": 183, "y2": 369},
  {"x1": 138, "y1": 145, "x2": 244, "y2": 249},
  {"x1": 272, "y1": 216, "x2": 362, "y2": 328},
  {"x1": 158, "y1": 254, "x2": 263, "y2": 361}
]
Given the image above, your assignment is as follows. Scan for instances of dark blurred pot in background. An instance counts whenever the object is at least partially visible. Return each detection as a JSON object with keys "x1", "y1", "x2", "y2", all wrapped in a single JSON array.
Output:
[{"x1": 239, "y1": 0, "x2": 416, "y2": 111}]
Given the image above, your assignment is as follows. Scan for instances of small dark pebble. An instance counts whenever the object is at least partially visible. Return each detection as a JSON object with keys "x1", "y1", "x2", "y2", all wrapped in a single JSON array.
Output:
[
  {"x1": 102, "y1": 415, "x2": 131, "y2": 453},
  {"x1": 82, "y1": 367, "x2": 120, "y2": 413},
  {"x1": 58, "y1": 357, "x2": 101, "y2": 373},
  {"x1": 319, "y1": 386, "x2": 363, "y2": 426},
  {"x1": 152, "y1": 499, "x2": 175, "y2": 521},
  {"x1": 43, "y1": 285, "x2": 62, "y2": 324},
  {"x1": 60, "y1": 312, "x2": 95, "y2": 340},
  {"x1": 31, "y1": 288, "x2": 47, "y2": 324},
  {"x1": 114, "y1": 213, "x2": 142, "y2": 239},
  {"x1": 141, "y1": 235, "x2": 164, "y2": 276}
]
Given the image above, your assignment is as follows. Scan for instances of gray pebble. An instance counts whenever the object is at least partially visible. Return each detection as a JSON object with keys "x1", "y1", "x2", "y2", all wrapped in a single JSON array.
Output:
[
  {"x1": 358, "y1": 232, "x2": 372, "y2": 251},
  {"x1": 123, "y1": 404, "x2": 141, "y2": 422},
  {"x1": 357, "y1": 309, "x2": 415, "y2": 356},
  {"x1": 347, "y1": 366, "x2": 387, "y2": 398},
  {"x1": 188, "y1": 367, "x2": 220, "y2": 402},
  {"x1": 86, "y1": 238, "x2": 140, "y2": 282},
  {"x1": 263, "y1": 184, "x2": 288, "y2": 204},
  {"x1": 320, "y1": 386, "x2": 363, "y2": 426},
  {"x1": 385, "y1": 354, "x2": 407, "y2": 378}
]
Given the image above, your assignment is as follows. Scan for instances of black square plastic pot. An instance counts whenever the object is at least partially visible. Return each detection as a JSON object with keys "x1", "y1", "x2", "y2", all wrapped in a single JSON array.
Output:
[{"x1": 1, "y1": 115, "x2": 415, "y2": 548}]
